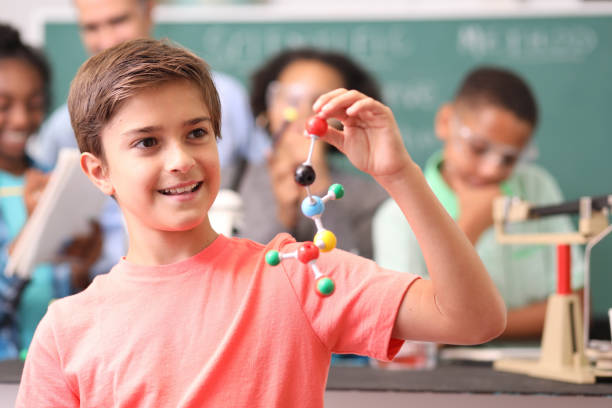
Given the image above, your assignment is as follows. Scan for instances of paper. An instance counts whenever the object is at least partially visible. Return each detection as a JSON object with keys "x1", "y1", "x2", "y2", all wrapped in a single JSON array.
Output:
[
  {"x1": 440, "y1": 346, "x2": 540, "y2": 362},
  {"x1": 5, "y1": 148, "x2": 107, "y2": 279}
]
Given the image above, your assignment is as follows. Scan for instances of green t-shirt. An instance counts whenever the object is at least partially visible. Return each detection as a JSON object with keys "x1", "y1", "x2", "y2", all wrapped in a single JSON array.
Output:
[{"x1": 373, "y1": 152, "x2": 584, "y2": 310}]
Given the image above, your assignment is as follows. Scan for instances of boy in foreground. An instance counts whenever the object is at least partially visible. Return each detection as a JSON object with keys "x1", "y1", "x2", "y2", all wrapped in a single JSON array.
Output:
[{"x1": 17, "y1": 40, "x2": 505, "y2": 407}]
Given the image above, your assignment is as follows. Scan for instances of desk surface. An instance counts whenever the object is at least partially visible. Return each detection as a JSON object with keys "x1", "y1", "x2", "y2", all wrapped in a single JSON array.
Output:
[
  {"x1": 327, "y1": 362, "x2": 612, "y2": 396},
  {"x1": 3, "y1": 359, "x2": 612, "y2": 396},
  {"x1": 0, "y1": 361, "x2": 21, "y2": 384}
]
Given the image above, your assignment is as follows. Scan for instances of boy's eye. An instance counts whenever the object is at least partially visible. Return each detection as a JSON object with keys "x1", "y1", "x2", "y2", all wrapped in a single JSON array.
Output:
[
  {"x1": 135, "y1": 137, "x2": 158, "y2": 148},
  {"x1": 468, "y1": 141, "x2": 488, "y2": 156},
  {"x1": 109, "y1": 14, "x2": 130, "y2": 28},
  {"x1": 187, "y1": 128, "x2": 209, "y2": 140},
  {"x1": 500, "y1": 154, "x2": 518, "y2": 166}
]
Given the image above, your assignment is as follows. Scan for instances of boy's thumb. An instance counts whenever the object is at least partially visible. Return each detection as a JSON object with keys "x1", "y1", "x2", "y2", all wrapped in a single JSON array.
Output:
[{"x1": 318, "y1": 127, "x2": 344, "y2": 153}]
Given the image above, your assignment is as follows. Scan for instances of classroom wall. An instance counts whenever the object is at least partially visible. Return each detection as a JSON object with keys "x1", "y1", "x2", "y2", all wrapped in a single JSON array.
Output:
[
  {"x1": 1, "y1": 0, "x2": 71, "y2": 46},
  {"x1": 2, "y1": 0, "x2": 586, "y2": 46}
]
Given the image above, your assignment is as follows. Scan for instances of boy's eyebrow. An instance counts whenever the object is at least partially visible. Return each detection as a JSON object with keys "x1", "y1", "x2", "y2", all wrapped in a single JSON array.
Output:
[
  {"x1": 122, "y1": 117, "x2": 212, "y2": 137},
  {"x1": 123, "y1": 126, "x2": 162, "y2": 137},
  {"x1": 184, "y1": 117, "x2": 212, "y2": 126}
]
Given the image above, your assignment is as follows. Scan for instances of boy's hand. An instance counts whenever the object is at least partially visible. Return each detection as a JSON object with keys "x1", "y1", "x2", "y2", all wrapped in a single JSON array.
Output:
[
  {"x1": 23, "y1": 169, "x2": 50, "y2": 216},
  {"x1": 312, "y1": 89, "x2": 412, "y2": 181},
  {"x1": 454, "y1": 178, "x2": 501, "y2": 244}
]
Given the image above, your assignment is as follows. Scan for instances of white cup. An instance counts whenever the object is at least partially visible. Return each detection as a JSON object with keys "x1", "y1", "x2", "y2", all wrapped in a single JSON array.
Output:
[{"x1": 209, "y1": 189, "x2": 244, "y2": 237}]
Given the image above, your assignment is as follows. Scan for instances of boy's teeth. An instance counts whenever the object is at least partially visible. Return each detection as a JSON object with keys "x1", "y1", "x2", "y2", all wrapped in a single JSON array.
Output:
[{"x1": 161, "y1": 183, "x2": 199, "y2": 195}]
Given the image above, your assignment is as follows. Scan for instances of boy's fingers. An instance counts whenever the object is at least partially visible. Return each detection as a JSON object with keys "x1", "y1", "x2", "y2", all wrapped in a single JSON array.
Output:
[
  {"x1": 312, "y1": 88, "x2": 348, "y2": 113},
  {"x1": 319, "y1": 127, "x2": 345, "y2": 152},
  {"x1": 345, "y1": 97, "x2": 387, "y2": 118},
  {"x1": 317, "y1": 90, "x2": 368, "y2": 119}
]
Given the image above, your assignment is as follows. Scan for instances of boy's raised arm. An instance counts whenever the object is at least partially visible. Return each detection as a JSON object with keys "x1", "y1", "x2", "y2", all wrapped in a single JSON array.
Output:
[{"x1": 313, "y1": 89, "x2": 506, "y2": 345}]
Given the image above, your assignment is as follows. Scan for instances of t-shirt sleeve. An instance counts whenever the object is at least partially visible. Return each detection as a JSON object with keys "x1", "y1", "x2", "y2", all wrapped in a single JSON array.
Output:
[
  {"x1": 279, "y1": 242, "x2": 419, "y2": 361},
  {"x1": 16, "y1": 308, "x2": 79, "y2": 407}
]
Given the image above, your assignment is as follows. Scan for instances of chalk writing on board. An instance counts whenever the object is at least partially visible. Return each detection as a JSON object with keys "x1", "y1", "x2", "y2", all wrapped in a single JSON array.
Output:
[
  {"x1": 200, "y1": 24, "x2": 414, "y2": 76},
  {"x1": 397, "y1": 124, "x2": 439, "y2": 152},
  {"x1": 457, "y1": 24, "x2": 597, "y2": 62},
  {"x1": 383, "y1": 80, "x2": 438, "y2": 111}
]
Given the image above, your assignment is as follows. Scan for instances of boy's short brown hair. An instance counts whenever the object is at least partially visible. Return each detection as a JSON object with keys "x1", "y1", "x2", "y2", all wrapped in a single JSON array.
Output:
[
  {"x1": 68, "y1": 38, "x2": 221, "y2": 160},
  {"x1": 454, "y1": 66, "x2": 538, "y2": 129}
]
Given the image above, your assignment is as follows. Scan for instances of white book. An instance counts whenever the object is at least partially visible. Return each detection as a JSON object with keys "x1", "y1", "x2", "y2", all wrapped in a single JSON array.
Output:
[{"x1": 5, "y1": 148, "x2": 107, "y2": 279}]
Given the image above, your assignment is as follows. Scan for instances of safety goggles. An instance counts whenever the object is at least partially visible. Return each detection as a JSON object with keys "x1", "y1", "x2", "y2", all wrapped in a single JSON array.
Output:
[{"x1": 452, "y1": 117, "x2": 537, "y2": 167}]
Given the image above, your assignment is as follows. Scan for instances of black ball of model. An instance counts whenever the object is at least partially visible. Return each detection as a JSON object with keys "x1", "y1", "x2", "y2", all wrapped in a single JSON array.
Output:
[{"x1": 294, "y1": 164, "x2": 316, "y2": 186}]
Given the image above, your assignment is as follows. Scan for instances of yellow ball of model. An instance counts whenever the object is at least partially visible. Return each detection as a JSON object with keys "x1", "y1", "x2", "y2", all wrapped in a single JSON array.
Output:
[{"x1": 314, "y1": 230, "x2": 336, "y2": 252}]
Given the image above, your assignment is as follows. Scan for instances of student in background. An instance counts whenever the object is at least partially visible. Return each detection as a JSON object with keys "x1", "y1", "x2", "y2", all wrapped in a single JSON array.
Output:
[
  {"x1": 17, "y1": 39, "x2": 505, "y2": 406},
  {"x1": 28, "y1": 0, "x2": 267, "y2": 173},
  {"x1": 373, "y1": 66, "x2": 583, "y2": 340},
  {"x1": 0, "y1": 24, "x2": 102, "y2": 359},
  {"x1": 237, "y1": 48, "x2": 387, "y2": 259}
]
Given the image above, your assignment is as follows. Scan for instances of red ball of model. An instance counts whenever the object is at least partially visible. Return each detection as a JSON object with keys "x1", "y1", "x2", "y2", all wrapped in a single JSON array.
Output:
[
  {"x1": 306, "y1": 116, "x2": 328, "y2": 137},
  {"x1": 297, "y1": 242, "x2": 320, "y2": 264}
]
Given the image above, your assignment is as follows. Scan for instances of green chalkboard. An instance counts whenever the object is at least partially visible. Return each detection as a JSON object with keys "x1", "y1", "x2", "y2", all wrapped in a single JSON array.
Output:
[{"x1": 45, "y1": 13, "x2": 612, "y2": 317}]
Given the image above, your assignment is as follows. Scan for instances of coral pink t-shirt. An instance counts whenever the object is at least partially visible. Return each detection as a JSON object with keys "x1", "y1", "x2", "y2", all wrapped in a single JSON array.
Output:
[{"x1": 17, "y1": 234, "x2": 417, "y2": 407}]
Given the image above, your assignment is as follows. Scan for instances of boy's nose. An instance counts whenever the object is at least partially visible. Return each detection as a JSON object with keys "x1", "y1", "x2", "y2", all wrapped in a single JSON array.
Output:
[
  {"x1": 477, "y1": 154, "x2": 506, "y2": 180},
  {"x1": 165, "y1": 144, "x2": 196, "y2": 174}
]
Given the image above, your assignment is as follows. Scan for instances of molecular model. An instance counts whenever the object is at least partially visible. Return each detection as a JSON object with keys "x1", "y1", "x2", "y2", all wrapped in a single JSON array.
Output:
[{"x1": 265, "y1": 116, "x2": 344, "y2": 297}]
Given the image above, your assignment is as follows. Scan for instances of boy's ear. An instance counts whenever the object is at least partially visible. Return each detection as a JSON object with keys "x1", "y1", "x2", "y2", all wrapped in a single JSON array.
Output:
[
  {"x1": 435, "y1": 103, "x2": 454, "y2": 142},
  {"x1": 80, "y1": 152, "x2": 115, "y2": 196}
]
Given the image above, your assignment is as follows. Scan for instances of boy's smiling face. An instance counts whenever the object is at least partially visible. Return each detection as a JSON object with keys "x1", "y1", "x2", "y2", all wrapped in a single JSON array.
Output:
[{"x1": 87, "y1": 80, "x2": 220, "y2": 235}]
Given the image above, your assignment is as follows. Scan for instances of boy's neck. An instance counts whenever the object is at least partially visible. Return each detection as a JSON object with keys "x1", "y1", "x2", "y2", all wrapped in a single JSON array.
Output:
[{"x1": 124, "y1": 217, "x2": 219, "y2": 266}]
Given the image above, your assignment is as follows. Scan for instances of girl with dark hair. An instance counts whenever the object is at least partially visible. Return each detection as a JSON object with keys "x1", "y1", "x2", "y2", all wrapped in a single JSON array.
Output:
[
  {"x1": 0, "y1": 24, "x2": 101, "y2": 359},
  {"x1": 236, "y1": 47, "x2": 387, "y2": 260}
]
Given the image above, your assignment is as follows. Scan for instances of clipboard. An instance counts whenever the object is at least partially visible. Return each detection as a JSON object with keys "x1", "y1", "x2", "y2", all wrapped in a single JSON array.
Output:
[{"x1": 4, "y1": 148, "x2": 107, "y2": 279}]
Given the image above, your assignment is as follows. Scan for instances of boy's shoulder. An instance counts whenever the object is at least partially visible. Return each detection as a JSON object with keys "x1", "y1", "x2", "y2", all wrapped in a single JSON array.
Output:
[
  {"x1": 47, "y1": 234, "x2": 297, "y2": 304},
  {"x1": 229, "y1": 233, "x2": 297, "y2": 253},
  {"x1": 510, "y1": 162, "x2": 564, "y2": 202},
  {"x1": 42, "y1": 234, "x2": 298, "y2": 333},
  {"x1": 512, "y1": 162, "x2": 556, "y2": 182}
]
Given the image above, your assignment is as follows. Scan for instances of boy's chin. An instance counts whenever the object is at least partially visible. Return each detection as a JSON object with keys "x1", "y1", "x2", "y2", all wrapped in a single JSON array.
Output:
[{"x1": 161, "y1": 217, "x2": 210, "y2": 233}]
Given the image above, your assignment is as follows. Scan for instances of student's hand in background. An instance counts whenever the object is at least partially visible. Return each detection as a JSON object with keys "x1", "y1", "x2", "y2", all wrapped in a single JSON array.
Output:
[
  {"x1": 23, "y1": 169, "x2": 50, "y2": 216},
  {"x1": 312, "y1": 89, "x2": 412, "y2": 182},
  {"x1": 454, "y1": 178, "x2": 502, "y2": 245},
  {"x1": 58, "y1": 221, "x2": 103, "y2": 291}
]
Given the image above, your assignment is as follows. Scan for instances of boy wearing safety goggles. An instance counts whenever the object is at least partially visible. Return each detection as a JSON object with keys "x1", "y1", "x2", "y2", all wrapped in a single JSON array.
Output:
[{"x1": 374, "y1": 66, "x2": 583, "y2": 340}]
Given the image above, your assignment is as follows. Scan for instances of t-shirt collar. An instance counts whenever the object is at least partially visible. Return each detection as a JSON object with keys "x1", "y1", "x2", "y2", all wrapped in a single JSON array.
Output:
[{"x1": 114, "y1": 233, "x2": 229, "y2": 280}]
